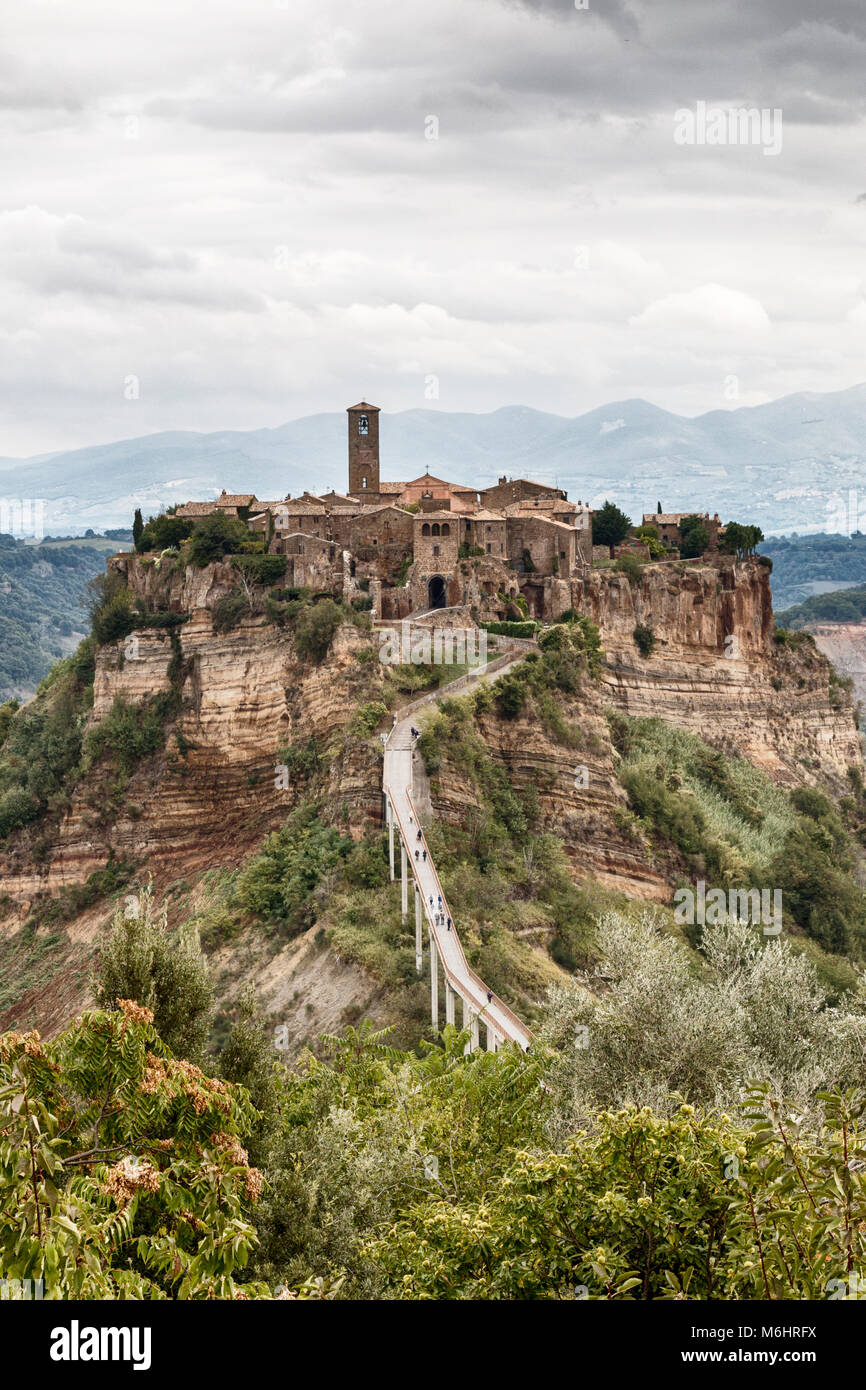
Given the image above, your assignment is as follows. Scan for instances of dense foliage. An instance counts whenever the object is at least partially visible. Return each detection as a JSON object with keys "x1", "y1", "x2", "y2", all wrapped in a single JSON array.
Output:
[{"x1": 0, "y1": 1004, "x2": 270, "y2": 1299}]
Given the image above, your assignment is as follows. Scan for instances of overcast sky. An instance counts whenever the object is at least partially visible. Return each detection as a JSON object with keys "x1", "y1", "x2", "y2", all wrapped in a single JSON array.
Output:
[{"x1": 2, "y1": 0, "x2": 866, "y2": 455}]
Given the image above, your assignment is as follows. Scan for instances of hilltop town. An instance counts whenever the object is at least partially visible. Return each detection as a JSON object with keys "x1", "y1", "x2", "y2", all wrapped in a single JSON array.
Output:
[{"x1": 161, "y1": 400, "x2": 739, "y2": 624}]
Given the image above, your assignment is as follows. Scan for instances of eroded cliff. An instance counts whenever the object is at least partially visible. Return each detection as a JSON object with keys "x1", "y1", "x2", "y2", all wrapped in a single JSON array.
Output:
[{"x1": 0, "y1": 553, "x2": 861, "y2": 1041}]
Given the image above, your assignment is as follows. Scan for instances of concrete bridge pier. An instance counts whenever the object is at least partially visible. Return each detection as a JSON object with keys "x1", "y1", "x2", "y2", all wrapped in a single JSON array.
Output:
[
  {"x1": 445, "y1": 981, "x2": 455, "y2": 1027},
  {"x1": 400, "y1": 844, "x2": 408, "y2": 922},
  {"x1": 387, "y1": 798, "x2": 395, "y2": 881},
  {"x1": 415, "y1": 884, "x2": 423, "y2": 974},
  {"x1": 430, "y1": 931, "x2": 439, "y2": 1031}
]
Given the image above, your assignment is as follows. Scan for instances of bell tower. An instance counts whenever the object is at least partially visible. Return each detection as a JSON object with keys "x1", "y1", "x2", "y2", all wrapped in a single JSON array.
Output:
[{"x1": 347, "y1": 401, "x2": 380, "y2": 495}]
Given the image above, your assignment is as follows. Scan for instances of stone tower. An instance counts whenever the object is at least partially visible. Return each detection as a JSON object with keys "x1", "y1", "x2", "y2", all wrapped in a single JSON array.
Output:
[{"x1": 347, "y1": 401, "x2": 380, "y2": 496}]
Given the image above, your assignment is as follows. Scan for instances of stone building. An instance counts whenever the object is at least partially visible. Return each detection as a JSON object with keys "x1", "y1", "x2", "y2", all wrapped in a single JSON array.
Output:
[{"x1": 176, "y1": 399, "x2": 596, "y2": 621}]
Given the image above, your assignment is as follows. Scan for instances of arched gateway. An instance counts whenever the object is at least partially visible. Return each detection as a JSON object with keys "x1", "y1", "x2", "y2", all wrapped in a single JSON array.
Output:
[{"x1": 427, "y1": 575, "x2": 447, "y2": 609}]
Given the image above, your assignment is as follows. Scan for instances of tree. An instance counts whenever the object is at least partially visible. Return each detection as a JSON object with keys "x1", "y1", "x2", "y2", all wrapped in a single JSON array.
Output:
[
  {"x1": 293, "y1": 599, "x2": 343, "y2": 662},
  {"x1": 187, "y1": 512, "x2": 251, "y2": 567},
  {"x1": 678, "y1": 515, "x2": 710, "y2": 559},
  {"x1": 132, "y1": 508, "x2": 144, "y2": 551},
  {"x1": 0, "y1": 1005, "x2": 269, "y2": 1299},
  {"x1": 592, "y1": 501, "x2": 631, "y2": 556},
  {"x1": 720, "y1": 522, "x2": 764, "y2": 559},
  {"x1": 93, "y1": 885, "x2": 214, "y2": 1062},
  {"x1": 138, "y1": 512, "x2": 190, "y2": 553},
  {"x1": 87, "y1": 570, "x2": 136, "y2": 644}
]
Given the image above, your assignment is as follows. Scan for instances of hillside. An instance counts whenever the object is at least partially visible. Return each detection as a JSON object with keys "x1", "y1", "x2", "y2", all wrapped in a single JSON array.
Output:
[
  {"x1": 5, "y1": 382, "x2": 866, "y2": 534},
  {"x1": 1, "y1": 548, "x2": 862, "y2": 1042},
  {"x1": 0, "y1": 532, "x2": 132, "y2": 700},
  {"x1": 761, "y1": 532, "x2": 866, "y2": 610}
]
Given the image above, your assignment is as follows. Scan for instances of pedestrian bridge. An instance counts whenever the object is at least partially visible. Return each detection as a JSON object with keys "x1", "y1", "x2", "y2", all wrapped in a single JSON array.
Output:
[{"x1": 382, "y1": 652, "x2": 533, "y2": 1053}]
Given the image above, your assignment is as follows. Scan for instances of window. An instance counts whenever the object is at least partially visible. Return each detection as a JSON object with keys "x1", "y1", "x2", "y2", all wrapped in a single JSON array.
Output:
[
  {"x1": 298, "y1": 544, "x2": 305, "y2": 555},
  {"x1": 361, "y1": 476, "x2": 367, "y2": 489},
  {"x1": 359, "y1": 415, "x2": 369, "y2": 435},
  {"x1": 486, "y1": 543, "x2": 491, "y2": 554},
  {"x1": 500, "y1": 543, "x2": 504, "y2": 553},
  {"x1": 433, "y1": 545, "x2": 440, "y2": 557},
  {"x1": 441, "y1": 523, "x2": 450, "y2": 537},
  {"x1": 422, "y1": 523, "x2": 431, "y2": 537},
  {"x1": 560, "y1": 550, "x2": 566, "y2": 560},
  {"x1": 432, "y1": 523, "x2": 440, "y2": 536}
]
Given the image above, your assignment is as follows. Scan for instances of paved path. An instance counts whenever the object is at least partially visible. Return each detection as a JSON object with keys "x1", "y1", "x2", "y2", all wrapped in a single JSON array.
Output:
[{"x1": 383, "y1": 646, "x2": 533, "y2": 1051}]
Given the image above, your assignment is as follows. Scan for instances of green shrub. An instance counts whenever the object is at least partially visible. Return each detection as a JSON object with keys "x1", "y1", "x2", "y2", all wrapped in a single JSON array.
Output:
[
  {"x1": 0, "y1": 786, "x2": 38, "y2": 836},
  {"x1": 137, "y1": 512, "x2": 190, "y2": 553},
  {"x1": 187, "y1": 513, "x2": 251, "y2": 566},
  {"x1": 480, "y1": 621, "x2": 536, "y2": 638},
  {"x1": 294, "y1": 600, "x2": 342, "y2": 662},
  {"x1": 212, "y1": 590, "x2": 252, "y2": 633},
  {"x1": 614, "y1": 553, "x2": 642, "y2": 585},
  {"x1": 93, "y1": 885, "x2": 213, "y2": 1063},
  {"x1": 633, "y1": 623, "x2": 656, "y2": 657},
  {"x1": 83, "y1": 693, "x2": 176, "y2": 775},
  {"x1": 232, "y1": 553, "x2": 287, "y2": 586},
  {"x1": 354, "y1": 701, "x2": 389, "y2": 736},
  {"x1": 495, "y1": 674, "x2": 528, "y2": 719},
  {"x1": 232, "y1": 803, "x2": 353, "y2": 937},
  {"x1": 87, "y1": 571, "x2": 136, "y2": 644}
]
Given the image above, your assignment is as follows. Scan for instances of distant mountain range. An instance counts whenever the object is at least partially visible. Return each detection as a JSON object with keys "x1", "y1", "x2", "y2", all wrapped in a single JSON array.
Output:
[{"x1": 4, "y1": 384, "x2": 866, "y2": 535}]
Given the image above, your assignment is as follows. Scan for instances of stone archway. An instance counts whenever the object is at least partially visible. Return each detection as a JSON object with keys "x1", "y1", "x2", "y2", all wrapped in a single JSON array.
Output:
[{"x1": 427, "y1": 575, "x2": 447, "y2": 609}]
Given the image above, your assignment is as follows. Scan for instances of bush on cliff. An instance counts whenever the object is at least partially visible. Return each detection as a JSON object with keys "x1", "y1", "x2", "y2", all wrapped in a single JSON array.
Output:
[
  {"x1": 0, "y1": 643, "x2": 94, "y2": 838},
  {"x1": 232, "y1": 553, "x2": 287, "y2": 587},
  {"x1": 293, "y1": 599, "x2": 342, "y2": 662},
  {"x1": 232, "y1": 802, "x2": 353, "y2": 938},
  {"x1": 88, "y1": 570, "x2": 136, "y2": 644},
  {"x1": 83, "y1": 692, "x2": 177, "y2": 776}
]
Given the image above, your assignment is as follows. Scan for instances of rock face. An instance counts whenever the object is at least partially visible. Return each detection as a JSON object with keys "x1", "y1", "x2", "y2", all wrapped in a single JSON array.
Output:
[
  {"x1": 577, "y1": 560, "x2": 863, "y2": 786},
  {"x1": 810, "y1": 623, "x2": 866, "y2": 721},
  {"x1": 0, "y1": 609, "x2": 383, "y2": 907}
]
